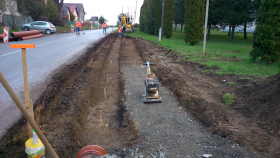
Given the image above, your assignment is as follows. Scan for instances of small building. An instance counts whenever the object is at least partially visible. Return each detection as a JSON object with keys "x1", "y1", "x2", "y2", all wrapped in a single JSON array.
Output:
[
  {"x1": 89, "y1": 16, "x2": 98, "y2": 26},
  {"x1": 64, "y1": 3, "x2": 85, "y2": 23}
]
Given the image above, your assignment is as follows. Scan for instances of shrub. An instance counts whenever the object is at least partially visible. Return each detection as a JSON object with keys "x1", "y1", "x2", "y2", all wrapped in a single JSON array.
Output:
[
  {"x1": 250, "y1": 0, "x2": 280, "y2": 63},
  {"x1": 223, "y1": 93, "x2": 234, "y2": 105}
]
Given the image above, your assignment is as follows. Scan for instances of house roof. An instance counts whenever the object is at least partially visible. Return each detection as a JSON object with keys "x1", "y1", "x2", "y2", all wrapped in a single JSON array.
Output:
[
  {"x1": 64, "y1": 3, "x2": 84, "y2": 15},
  {"x1": 63, "y1": 4, "x2": 77, "y2": 14},
  {"x1": 90, "y1": 16, "x2": 98, "y2": 21}
]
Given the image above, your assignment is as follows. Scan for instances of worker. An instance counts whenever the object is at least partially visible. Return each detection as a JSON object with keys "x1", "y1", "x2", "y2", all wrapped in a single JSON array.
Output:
[
  {"x1": 118, "y1": 26, "x2": 122, "y2": 39},
  {"x1": 102, "y1": 22, "x2": 107, "y2": 34},
  {"x1": 76, "y1": 21, "x2": 82, "y2": 35}
]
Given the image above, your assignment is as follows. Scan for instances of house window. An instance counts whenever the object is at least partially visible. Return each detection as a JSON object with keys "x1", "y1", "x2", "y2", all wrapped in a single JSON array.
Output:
[{"x1": 63, "y1": 7, "x2": 68, "y2": 17}]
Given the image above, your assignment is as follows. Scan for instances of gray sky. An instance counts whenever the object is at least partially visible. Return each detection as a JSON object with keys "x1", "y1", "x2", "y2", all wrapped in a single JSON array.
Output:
[{"x1": 64, "y1": 0, "x2": 144, "y2": 25}]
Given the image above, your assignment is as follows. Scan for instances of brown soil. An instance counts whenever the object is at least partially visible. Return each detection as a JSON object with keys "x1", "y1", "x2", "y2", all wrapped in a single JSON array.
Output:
[
  {"x1": 134, "y1": 37, "x2": 280, "y2": 157},
  {"x1": 0, "y1": 34, "x2": 278, "y2": 157}
]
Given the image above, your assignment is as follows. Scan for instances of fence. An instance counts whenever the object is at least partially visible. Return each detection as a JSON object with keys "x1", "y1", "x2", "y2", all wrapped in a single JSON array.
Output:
[
  {"x1": 2, "y1": 14, "x2": 34, "y2": 30},
  {"x1": 64, "y1": 20, "x2": 76, "y2": 26}
]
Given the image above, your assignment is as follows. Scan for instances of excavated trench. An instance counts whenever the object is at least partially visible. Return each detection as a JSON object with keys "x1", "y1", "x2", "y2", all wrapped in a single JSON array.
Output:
[{"x1": 0, "y1": 34, "x2": 278, "y2": 157}]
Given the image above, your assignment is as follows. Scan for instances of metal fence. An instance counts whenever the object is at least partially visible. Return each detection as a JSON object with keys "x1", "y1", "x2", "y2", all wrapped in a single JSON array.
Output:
[
  {"x1": 64, "y1": 20, "x2": 76, "y2": 26},
  {"x1": 2, "y1": 14, "x2": 34, "y2": 30}
]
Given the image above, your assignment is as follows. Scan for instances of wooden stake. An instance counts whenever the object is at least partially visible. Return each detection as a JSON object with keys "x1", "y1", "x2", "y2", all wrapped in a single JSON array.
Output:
[
  {"x1": 22, "y1": 48, "x2": 31, "y2": 109},
  {"x1": 104, "y1": 88, "x2": 106, "y2": 100},
  {"x1": 27, "y1": 100, "x2": 34, "y2": 138}
]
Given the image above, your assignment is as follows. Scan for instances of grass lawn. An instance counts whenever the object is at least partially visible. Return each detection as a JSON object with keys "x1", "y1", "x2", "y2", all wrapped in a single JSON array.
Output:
[{"x1": 129, "y1": 29, "x2": 280, "y2": 77}]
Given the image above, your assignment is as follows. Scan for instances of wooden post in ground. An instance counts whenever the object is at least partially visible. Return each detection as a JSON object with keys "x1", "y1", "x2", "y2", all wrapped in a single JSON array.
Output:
[
  {"x1": 10, "y1": 44, "x2": 35, "y2": 137},
  {"x1": 26, "y1": 100, "x2": 34, "y2": 138}
]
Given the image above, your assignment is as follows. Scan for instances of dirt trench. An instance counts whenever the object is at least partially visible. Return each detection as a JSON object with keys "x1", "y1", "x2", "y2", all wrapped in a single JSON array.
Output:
[{"x1": 0, "y1": 34, "x2": 276, "y2": 158}]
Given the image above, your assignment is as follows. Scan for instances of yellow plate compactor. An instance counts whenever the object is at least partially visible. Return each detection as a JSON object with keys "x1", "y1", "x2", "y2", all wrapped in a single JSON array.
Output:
[{"x1": 142, "y1": 62, "x2": 162, "y2": 103}]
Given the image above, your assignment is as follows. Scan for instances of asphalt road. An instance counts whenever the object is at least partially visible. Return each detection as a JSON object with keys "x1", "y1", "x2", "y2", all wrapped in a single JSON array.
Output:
[{"x1": 0, "y1": 28, "x2": 116, "y2": 139}]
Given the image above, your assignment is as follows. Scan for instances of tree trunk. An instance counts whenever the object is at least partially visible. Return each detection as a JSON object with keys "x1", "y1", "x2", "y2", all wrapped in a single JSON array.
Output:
[
  {"x1": 230, "y1": 25, "x2": 235, "y2": 41},
  {"x1": 207, "y1": 24, "x2": 211, "y2": 39},
  {"x1": 244, "y1": 22, "x2": 247, "y2": 39},
  {"x1": 228, "y1": 25, "x2": 231, "y2": 36},
  {"x1": 175, "y1": 23, "x2": 177, "y2": 31},
  {"x1": 181, "y1": 24, "x2": 183, "y2": 32}
]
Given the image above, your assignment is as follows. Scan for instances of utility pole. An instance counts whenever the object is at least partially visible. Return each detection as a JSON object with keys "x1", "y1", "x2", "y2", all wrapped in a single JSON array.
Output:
[
  {"x1": 202, "y1": 0, "x2": 209, "y2": 61},
  {"x1": 134, "y1": 1, "x2": 138, "y2": 25},
  {"x1": 160, "y1": 0, "x2": 165, "y2": 39}
]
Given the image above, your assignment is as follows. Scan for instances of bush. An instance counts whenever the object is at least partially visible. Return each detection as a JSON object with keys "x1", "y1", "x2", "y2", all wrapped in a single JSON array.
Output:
[
  {"x1": 223, "y1": 93, "x2": 234, "y2": 105},
  {"x1": 250, "y1": 0, "x2": 280, "y2": 63},
  {"x1": 133, "y1": 23, "x2": 139, "y2": 28},
  {"x1": 54, "y1": 19, "x2": 65, "y2": 27},
  {"x1": 37, "y1": 16, "x2": 50, "y2": 22}
]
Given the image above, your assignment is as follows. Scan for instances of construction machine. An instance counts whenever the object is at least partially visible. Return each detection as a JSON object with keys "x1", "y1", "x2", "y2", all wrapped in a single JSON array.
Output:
[
  {"x1": 118, "y1": 13, "x2": 132, "y2": 33},
  {"x1": 142, "y1": 62, "x2": 162, "y2": 103}
]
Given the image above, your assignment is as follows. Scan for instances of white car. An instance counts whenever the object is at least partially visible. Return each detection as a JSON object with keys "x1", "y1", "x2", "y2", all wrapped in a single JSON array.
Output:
[{"x1": 21, "y1": 21, "x2": 56, "y2": 34}]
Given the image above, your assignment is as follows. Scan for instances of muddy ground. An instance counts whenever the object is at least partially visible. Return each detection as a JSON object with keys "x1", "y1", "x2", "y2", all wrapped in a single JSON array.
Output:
[{"x1": 0, "y1": 34, "x2": 279, "y2": 157}]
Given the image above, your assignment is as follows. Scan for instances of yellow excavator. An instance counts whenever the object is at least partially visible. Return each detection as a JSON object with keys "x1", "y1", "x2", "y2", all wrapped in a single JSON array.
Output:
[{"x1": 118, "y1": 13, "x2": 132, "y2": 33}]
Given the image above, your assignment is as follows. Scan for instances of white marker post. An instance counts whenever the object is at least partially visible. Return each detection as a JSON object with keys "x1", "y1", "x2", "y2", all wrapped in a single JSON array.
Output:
[
  {"x1": 202, "y1": 0, "x2": 210, "y2": 61},
  {"x1": 91, "y1": 24, "x2": 92, "y2": 30},
  {"x1": 4, "y1": 27, "x2": 9, "y2": 43},
  {"x1": 71, "y1": 24, "x2": 74, "y2": 32}
]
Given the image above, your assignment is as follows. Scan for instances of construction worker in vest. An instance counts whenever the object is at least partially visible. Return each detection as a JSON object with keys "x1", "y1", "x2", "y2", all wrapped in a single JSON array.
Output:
[
  {"x1": 76, "y1": 21, "x2": 82, "y2": 35},
  {"x1": 102, "y1": 22, "x2": 107, "y2": 34},
  {"x1": 118, "y1": 26, "x2": 122, "y2": 39}
]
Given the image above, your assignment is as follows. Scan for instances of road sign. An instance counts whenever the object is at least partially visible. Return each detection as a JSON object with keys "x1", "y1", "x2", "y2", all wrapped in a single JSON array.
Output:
[
  {"x1": 4, "y1": 27, "x2": 9, "y2": 43},
  {"x1": 71, "y1": 24, "x2": 74, "y2": 32}
]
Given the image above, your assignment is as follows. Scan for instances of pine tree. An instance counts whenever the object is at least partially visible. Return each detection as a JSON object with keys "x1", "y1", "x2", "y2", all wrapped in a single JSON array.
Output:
[
  {"x1": 163, "y1": 0, "x2": 174, "y2": 38},
  {"x1": 145, "y1": 0, "x2": 155, "y2": 34},
  {"x1": 250, "y1": 0, "x2": 280, "y2": 63},
  {"x1": 154, "y1": 0, "x2": 162, "y2": 36},
  {"x1": 185, "y1": 0, "x2": 204, "y2": 45},
  {"x1": 46, "y1": 0, "x2": 58, "y2": 22}
]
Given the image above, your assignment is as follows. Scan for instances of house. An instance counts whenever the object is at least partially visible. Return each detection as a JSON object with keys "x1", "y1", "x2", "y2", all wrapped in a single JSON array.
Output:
[
  {"x1": 62, "y1": 6, "x2": 71, "y2": 21},
  {"x1": 89, "y1": 16, "x2": 98, "y2": 26},
  {"x1": 63, "y1": 4, "x2": 78, "y2": 21},
  {"x1": 63, "y1": 3, "x2": 85, "y2": 23}
]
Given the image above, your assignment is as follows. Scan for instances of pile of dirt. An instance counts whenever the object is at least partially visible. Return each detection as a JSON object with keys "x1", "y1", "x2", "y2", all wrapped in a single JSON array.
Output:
[{"x1": 133, "y1": 36, "x2": 280, "y2": 157}]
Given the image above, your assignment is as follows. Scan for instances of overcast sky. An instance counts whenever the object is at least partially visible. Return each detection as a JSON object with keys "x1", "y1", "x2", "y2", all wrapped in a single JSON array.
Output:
[{"x1": 64, "y1": 0, "x2": 144, "y2": 25}]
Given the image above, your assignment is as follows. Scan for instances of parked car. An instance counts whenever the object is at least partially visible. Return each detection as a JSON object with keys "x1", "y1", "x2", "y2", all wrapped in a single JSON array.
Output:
[{"x1": 21, "y1": 21, "x2": 56, "y2": 34}]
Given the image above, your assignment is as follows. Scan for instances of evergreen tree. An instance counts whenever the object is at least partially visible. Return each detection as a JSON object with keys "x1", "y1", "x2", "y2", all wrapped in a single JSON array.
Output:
[
  {"x1": 17, "y1": 0, "x2": 46, "y2": 20},
  {"x1": 46, "y1": 0, "x2": 58, "y2": 23},
  {"x1": 139, "y1": 0, "x2": 148, "y2": 32},
  {"x1": 145, "y1": 0, "x2": 155, "y2": 34},
  {"x1": 163, "y1": 0, "x2": 174, "y2": 38},
  {"x1": 154, "y1": 0, "x2": 162, "y2": 35},
  {"x1": 98, "y1": 15, "x2": 106, "y2": 24},
  {"x1": 185, "y1": 0, "x2": 204, "y2": 45},
  {"x1": 250, "y1": 0, "x2": 280, "y2": 63}
]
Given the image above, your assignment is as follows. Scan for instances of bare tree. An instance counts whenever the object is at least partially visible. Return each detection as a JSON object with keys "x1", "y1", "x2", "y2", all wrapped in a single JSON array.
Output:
[
  {"x1": 0, "y1": 0, "x2": 7, "y2": 25},
  {"x1": 53, "y1": 0, "x2": 64, "y2": 18},
  {"x1": 5, "y1": 0, "x2": 28, "y2": 29}
]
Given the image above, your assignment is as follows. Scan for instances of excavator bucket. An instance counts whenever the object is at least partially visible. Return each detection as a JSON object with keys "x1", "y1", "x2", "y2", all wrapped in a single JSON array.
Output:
[{"x1": 125, "y1": 29, "x2": 132, "y2": 33}]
